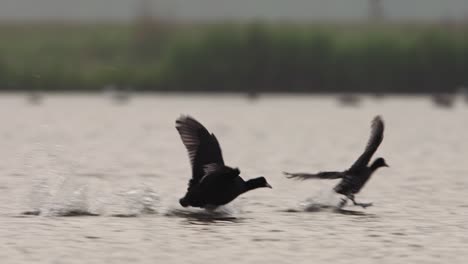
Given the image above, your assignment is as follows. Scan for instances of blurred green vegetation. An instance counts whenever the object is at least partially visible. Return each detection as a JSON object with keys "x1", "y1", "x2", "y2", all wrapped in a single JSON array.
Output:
[{"x1": 0, "y1": 22, "x2": 467, "y2": 93}]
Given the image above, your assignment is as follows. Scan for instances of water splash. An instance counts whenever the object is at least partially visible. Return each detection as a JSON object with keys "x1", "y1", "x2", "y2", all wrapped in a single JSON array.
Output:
[
  {"x1": 291, "y1": 191, "x2": 375, "y2": 216},
  {"x1": 108, "y1": 185, "x2": 160, "y2": 217},
  {"x1": 24, "y1": 180, "x2": 98, "y2": 217},
  {"x1": 44, "y1": 182, "x2": 98, "y2": 216},
  {"x1": 23, "y1": 143, "x2": 99, "y2": 216},
  {"x1": 299, "y1": 190, "x2": 343, "y2": 212}
]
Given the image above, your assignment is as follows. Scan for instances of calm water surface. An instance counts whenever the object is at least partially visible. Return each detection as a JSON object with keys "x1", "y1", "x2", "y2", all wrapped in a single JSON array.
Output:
[{"x1": 0, "y1": 94, "x2": 467, "y2": 263}]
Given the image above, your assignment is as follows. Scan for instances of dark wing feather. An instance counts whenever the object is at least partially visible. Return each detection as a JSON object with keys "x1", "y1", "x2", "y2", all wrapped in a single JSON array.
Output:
[
  {"x1": 202, "y1": 163, "x2": 224, "y2": 176},
  {"x1": 199, "y1": 164, "x2": 240, "y2": 184},
  {"x1": 176, "y1": 115, "x2": 225, "y2": 187},
  {"x1": 283, "y1": 171, "x2": 344, "y2": 180},
  {"x1": 348, "y1": 116, "x2": 384, "y2": 172}
]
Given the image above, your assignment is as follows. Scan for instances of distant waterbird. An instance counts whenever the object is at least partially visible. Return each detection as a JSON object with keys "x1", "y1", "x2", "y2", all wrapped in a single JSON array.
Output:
[
  {"x1": 284, "y1": 116, "x2": 388, "y2": 208},
  {"x1": 458, "y1": 87, "x2": 468, "y2": 104},
  {"x1": 337, "y1": 94, "x2": 361, "y2": 107},
  {"x1": 102, "y1": 85, "x2": 132, "y2": 104},
  {"x1": 431, "y1": 93, "x2": 455, "y2": 108},
  {"x1": 26, "y1": 92, "x2": 43, "y2": 105},
  {"x1": 246, "y1": 91, "x2": 260, "y2": 102},
  {"x1": 176, "y1": 115, "x2": 272, "y2": 209}
]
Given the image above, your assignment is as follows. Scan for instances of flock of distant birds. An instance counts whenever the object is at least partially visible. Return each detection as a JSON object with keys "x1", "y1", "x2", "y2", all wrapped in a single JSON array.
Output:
[
  {"x1": 337, "y1": 91, "x2": 468, "y2": 108},
  {"x1": 26, "y1": 87, "x2": 468, "y2": 109}
]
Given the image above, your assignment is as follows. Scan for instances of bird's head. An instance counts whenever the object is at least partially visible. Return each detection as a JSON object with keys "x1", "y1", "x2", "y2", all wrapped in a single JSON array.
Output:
[
  {"x1": 246, "y1": 177, "x2": 272, "y2": 190},
  {"x1": 371, "y1": 157, "x2": 389, "y2": 170}
]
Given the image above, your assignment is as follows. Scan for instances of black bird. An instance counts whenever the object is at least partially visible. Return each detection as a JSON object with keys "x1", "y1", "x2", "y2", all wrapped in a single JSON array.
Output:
[
  {"x1": 284, "y1": 116, "x2": 388, "y2": 208},
  {"x1": 176, "y1": 115, "x2": 272, "y2": 208}
]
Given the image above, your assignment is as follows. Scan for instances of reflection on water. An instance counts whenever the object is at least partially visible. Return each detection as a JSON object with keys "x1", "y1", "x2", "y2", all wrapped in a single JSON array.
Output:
[
  {"x1": 165, "y1": 208, "x2": 241, "y2": 224},
  {"x1": 0, "y1": 94, "x2": 467, "y2": 264}
]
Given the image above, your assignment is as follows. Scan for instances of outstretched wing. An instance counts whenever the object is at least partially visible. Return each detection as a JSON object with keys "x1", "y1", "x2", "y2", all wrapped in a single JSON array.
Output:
[
  {"x1": 348, "y1": 116, "x2": 384, "y2": 172},
  {"x1": 176, "y1": 115, "x2": 225, "y2": 188},
  {"x1": 283, "y1": 171, "x2": 344, "y2": 180}
]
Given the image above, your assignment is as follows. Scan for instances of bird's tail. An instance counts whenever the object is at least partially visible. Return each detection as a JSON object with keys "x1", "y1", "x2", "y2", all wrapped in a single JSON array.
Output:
[{"x1": 179, "y1": 197, "x2": 190, "y2": 207}]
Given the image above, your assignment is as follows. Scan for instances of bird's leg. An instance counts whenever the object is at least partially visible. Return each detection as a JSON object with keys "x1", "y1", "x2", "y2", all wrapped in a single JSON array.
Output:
[
  {"x1": 355, "y1": 201, "x2": 373, "y2": 209},
  {"x1": 348, "y1": 195, "x2": 373, "y2": 208},
  {"x1": 337, "y1": 198, "x2": 348, "y2": 208}
]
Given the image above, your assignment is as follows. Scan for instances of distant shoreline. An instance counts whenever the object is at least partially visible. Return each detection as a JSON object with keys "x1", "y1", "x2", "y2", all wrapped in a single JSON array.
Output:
[{"x1": 0, "y1": 22, "x2": 466, "y2": 93}]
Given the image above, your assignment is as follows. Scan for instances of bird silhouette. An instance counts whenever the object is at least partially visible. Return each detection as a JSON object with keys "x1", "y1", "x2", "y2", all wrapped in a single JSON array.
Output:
[
  {"x1": 176, "y1": 115, "x2": 271, "y2": 209},
  {"x1": 284, "y1": 116, "x2": 388, "y2": 208}
]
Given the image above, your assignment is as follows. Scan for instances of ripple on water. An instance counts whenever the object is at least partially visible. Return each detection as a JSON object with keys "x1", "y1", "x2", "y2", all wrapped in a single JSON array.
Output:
[{"x1": 2, "y1": 95, "x2": 467, "y2": 263}]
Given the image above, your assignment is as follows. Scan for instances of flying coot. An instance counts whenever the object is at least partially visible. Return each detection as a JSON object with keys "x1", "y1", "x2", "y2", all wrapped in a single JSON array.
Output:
[
  {"x1": 284, "y1": 116, "x2": 388, "y2": 208},
  {"x1": 176, "y1": 115, "x2": 272, "y2": 209}
]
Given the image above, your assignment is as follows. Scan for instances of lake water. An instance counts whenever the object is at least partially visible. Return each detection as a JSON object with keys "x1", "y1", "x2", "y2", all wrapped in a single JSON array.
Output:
[{"x1": 0, "y1": 94, "x2": 467, "y2": 263}]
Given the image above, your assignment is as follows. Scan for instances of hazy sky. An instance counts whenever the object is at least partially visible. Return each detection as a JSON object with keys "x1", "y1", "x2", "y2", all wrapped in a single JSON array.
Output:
[{"x1": 0, "y1": 0, "x2": 467, "y2": 22}]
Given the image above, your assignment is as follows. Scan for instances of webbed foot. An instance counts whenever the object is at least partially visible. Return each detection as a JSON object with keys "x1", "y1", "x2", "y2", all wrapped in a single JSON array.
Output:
[
  {"x1": 348, "y1": 195, "x2": 373, "y2": 209},
  {"x1": 337, "y1": 198, "x2": 348, "y2": 208},
  {"x1": 354, "y1": 202, "x2": 373, "y2": 209}
]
